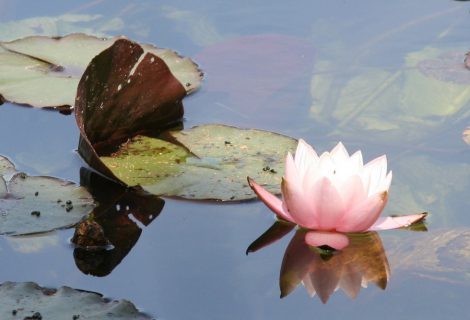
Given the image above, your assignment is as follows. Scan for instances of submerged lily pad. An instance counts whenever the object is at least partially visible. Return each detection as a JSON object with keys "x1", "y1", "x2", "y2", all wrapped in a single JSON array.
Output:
[
  {"x1": 101, "y1": 124, "x2": 297, "y2": 201},
  {"x1": 387, "y1": 228, "x2": 470, "y2": 285},
  {"x1": 0, "y1": 33, "x2": 202, "y2": 110},
  {"x1": 0, "y1": 156, "x2": 94, "y2": 235},
  {"x1": 0, "y1": 282, "x2": 153, "y2": 319},
  {"x1": 310, "y1": 47, "x2": 470, "y2": 144}
]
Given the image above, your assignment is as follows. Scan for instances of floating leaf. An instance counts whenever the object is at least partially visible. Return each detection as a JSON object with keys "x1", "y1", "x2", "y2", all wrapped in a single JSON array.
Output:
[
  {"x1": 72, "y1": 33, "x2": 295, "y2": 201},
  {"x1": 101, "y1": 124, "x2": 297, "y2": 201},
  {"x1": 75, "y1": 37, "x2": 201, "y2": 180},
  {"x1": 0, "y1": 156, "x2": 94, "y2": 235},
  {"x1": 0, "y1": 33, "x2": 202, "y2": 110},
  {"x1": 0, "y1": 282, "x2": 153, "y2": 319}
]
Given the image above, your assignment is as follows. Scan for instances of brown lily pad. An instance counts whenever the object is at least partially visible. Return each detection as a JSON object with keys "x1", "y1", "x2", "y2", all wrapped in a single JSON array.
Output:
[{"x1": 75, "y1": 37, "x2": 201, "y2": 181}]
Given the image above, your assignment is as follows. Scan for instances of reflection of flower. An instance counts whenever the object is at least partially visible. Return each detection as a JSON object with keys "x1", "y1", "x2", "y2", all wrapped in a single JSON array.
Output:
[
  {"x1": 280, "y1": 230, "x2": 389, "y2": 303},
  {"x1": 248, "y1": 140, "x2": 426, "y2": 249}
]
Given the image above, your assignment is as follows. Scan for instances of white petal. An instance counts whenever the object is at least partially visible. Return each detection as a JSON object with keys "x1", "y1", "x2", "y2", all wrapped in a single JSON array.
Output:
[
  {"x1": 294, "y1": 139, "x2": 319, "y2": 176},
  {"x1": 330, "y1": 142, "x2": 350, "y2": 166}
]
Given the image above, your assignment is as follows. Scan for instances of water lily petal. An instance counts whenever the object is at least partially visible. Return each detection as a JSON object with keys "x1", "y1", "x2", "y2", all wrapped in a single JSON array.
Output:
[
  {"x1": 362, "y1": 155, "x2": 389, "y2": 195},
  {"x1": 338, "y1": 174, "x2": 367, "y2": 210},
  {"x1": 318, "y1": 152, "x2": 336, "y2": 177},
  {"x1": 247, "y1": 177, "x2": 294, "y2": 223},
  {"x1": 337, "y1": 191, "x2": 388, "y2": 232},
  {"x1": 282, "y1": 178, "x2": 317, "y2": 228},
  {"x1": 368, "y1": 213, "x2": 427, "y2": 231},
  {"x1": 349, "y1": 150, "x2": 364, "y2": 169},
  {"x1": 304, "y1": 231, "x2": 350, "y2": 250},
  {"x1": 334, "y1": 150, "x2": 363, "y2": 181},
  {"x1": 285, "y1": 152, "x2": 301, "y2": 185},
  {"x1": 378, "y1": 171, "x2": 392, "y2": 193},
  {"x1": 310, "y1": 177, "x2": 346, "y2": 230},
  {"x1": 294, "y1": 139, "x2": 319, "y2": 175},
  {"x1": 330, "y1": 142, "x2": 350, "y2": 166}
]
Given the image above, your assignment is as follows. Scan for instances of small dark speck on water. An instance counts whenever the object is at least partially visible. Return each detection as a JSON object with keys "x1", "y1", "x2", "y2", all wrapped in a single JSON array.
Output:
[
  {"x1": 24, "y1": 311, "x2": 42, "y2": 320},
  {"x1": 34, "y1": 191, "x2": 39, "y2": 196},
  {"x1": 30, "y1": 211, "x2": 40, "y2": 217},
  {"x1": 12, "y1": 309, "x2": 17, "y2": 315}
]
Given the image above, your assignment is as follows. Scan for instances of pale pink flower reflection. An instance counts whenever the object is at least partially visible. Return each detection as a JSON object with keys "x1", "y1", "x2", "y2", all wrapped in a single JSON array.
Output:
[{"x1": 280, "y1": 230, "x2": 389, "y2": 303}]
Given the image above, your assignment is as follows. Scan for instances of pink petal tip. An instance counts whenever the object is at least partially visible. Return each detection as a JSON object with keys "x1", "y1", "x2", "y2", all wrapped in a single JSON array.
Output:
[{"x1": 368, "y1": 213, "x2": 427, "y2": 231}]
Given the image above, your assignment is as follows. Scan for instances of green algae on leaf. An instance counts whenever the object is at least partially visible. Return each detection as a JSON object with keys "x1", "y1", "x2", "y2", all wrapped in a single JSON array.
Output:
[
  {"x1": 0, "y1": 282, "x2": 153, "y2": 320},
  {"x1": 101, "y1": 124, "x2": 297, "y2": 201},
  {"x1": 0, "y1": 156, "x2": 94, "y2": 236}
]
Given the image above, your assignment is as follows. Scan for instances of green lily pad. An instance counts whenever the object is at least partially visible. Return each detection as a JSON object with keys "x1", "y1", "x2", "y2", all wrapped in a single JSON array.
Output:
[
  {"x1": 0, "y1": 33, "x2": 202, "y2": 110},
  {"x1": 101, "y1": 124, "x2": 297, "y2": 201},
  {"x1": 0, "y1": 156, "x2": 94, "y2": 235},
  {"x1": 0, "y1": 282, "x2": 153, "y2": 319}
]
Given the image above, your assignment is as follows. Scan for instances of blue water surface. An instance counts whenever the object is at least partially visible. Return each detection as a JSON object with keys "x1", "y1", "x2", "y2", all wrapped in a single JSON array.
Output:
[{"x1": 1, "y1": 0, "x2": 470, "y2": 319}]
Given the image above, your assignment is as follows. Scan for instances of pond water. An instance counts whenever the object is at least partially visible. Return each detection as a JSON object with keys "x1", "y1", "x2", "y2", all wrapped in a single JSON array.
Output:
[{"x1": 1, "y1": 0, "x2": 470, "y2": 319}]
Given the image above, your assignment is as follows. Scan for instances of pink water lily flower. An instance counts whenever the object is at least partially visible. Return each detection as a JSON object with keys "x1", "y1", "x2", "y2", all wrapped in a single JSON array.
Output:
[{"x1": 248, "y1": 140, "x2": 426, "y2": 250}]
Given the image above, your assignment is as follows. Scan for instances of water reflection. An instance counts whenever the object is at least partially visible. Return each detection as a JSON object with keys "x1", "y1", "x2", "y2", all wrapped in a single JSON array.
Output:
[
  {"x1": 280, "y1": 230, "x2": 389, "y2": 303},
  {"x1": 73, "y1": 168, "x2": 164, "y2": 276},
  {"x1": 248, "y1": 221, "x2": 391, "y2": 303}
]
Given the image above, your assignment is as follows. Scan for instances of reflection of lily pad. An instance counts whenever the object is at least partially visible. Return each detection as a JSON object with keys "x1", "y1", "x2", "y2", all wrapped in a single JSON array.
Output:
[
  {"x1": 101, "y1": 124, "x2": 297, "y2": 201},
  {"x1": 390, "y1": 154, "x2": 470, "y2": 227},
  {"x1": 388, "y1": 228, "x2": 470, "y2": 285},
  {"x1": 0, "y1": 33, "x2": 202, "y2": 110},
  {"x1": 0, "y1": 282, "x2": 152, "y2": 319},
  {"x1": 0, "y1": 156, "x2": 94, "y2": 235},
  {"x1": 310, "y1": 47, "x2": 470, "y2": 144}
]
